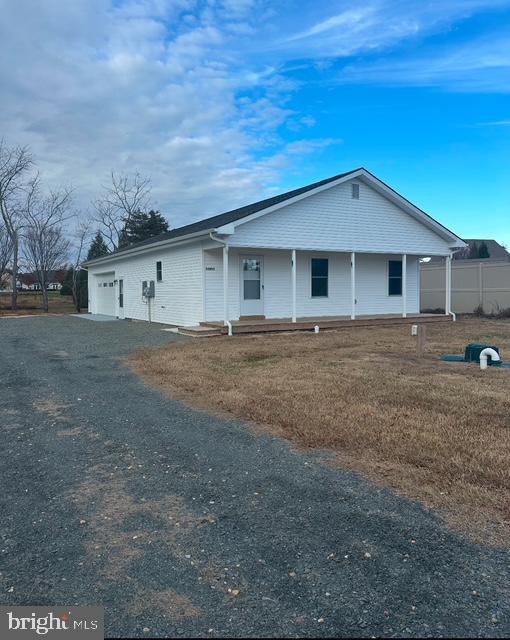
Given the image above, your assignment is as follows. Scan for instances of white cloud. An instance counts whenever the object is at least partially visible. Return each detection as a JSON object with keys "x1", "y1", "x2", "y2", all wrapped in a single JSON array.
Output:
[
  {"x1": 0, "y1": 0, "x2": 334, "y2": 228},
  {"x1": 1, "y1": 0, "x2": 508, "y2": 234},
  {"x1": 477, "y1": 119, "x2": 510, "y2": 126},
  {"x1": 266, "y1": 0, "x2": 510, "y2": 59},
  {"x1": 338, "y1": 32, "x2": 510, "y2": 92}
]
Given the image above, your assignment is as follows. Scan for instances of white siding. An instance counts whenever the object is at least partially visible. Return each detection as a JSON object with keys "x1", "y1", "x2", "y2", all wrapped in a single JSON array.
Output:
[
  {"x1": 355, "y1": 254, "x2": 419, "y2": 315},
  {"x1": 203, "y1": 248, "x2": 419, "y2": 321},
  {"x1": 88, "y1": 242, "x2": 203, "y2": 326},
  {"x1": 230, "y1": 180, "x2": 451, "y2": 255}
]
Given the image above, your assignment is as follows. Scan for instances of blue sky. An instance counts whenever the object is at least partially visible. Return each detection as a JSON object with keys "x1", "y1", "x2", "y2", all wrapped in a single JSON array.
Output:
[{"x1": 0, "y1": 0, "x2": 509, "y2": 245}]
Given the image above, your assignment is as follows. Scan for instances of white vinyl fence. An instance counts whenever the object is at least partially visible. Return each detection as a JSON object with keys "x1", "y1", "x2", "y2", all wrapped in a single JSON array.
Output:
[{"x1": 421, "y1": 260, "x2": 510, "y2": 314}]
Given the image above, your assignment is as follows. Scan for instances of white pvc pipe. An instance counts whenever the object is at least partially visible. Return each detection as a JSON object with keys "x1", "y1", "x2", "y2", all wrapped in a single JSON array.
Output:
[
  {"x1": 480, "y1": 347, "x2": 500, "y2": 370},
  {"x1": 226, "y1": 320, "x2": 233, "y2": 337}
]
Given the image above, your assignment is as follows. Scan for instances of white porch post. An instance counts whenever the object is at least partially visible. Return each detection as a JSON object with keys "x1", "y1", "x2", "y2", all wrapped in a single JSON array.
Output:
[
  {"x1": 445, "y1": 254, "x2": 451, "y2": 316},
  {"x1": 402, "y1": 254, "x2": 407, "y2": 317},
  {"x1": 350, "y1": 252, "x2": 356, "y2": 320},
  {"x1": 223, "y1": 245, "x2": 229, "y2": 325},
  {"x1": 291, "y1": 249, "x2": 297, "y2": 322}
]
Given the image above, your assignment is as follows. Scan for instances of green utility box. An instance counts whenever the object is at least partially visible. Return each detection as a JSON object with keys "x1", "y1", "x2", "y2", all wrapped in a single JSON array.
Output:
[{"x1": 464, "y1": 343, "x2": 500, "y2": 365}]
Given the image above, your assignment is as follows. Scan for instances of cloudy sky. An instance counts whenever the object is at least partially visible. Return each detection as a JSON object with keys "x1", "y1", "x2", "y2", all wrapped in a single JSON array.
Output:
[{"x1": 1, "y1": 0, "x2": 509, "y2": 242}]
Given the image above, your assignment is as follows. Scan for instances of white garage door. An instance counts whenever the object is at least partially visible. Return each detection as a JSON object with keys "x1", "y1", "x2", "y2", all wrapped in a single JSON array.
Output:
[{"x1": 96, "y1": 273, "x2": 116, "y2": 316}]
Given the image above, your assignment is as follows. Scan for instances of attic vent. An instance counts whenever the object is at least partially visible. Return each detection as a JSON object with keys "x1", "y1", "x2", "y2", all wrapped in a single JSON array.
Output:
[{"x1": 352, "y1": 183, "x2": 360, "y2": 199}]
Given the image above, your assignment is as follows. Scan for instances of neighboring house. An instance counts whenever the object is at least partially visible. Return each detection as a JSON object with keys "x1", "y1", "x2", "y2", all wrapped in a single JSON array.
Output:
[
  {"x1": 426, "y1": 239, "x2": 509, "y2": 264},
  {"x1": 455, "y1": 239, "x2": 509, "y2": 261},
  {"x1": 84, "y1": 167, "x2": 465, "y2": 329},
  {"x1": 18, "y1": 269, "x2": 67, "y2": 291},
  {"x1": 0, "y1": 271, "x2": 24, "y2": 291}
]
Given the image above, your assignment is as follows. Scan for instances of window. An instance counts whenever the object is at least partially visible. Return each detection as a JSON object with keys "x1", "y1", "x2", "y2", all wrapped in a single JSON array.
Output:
[
  {"x1": 311, "y1": 258, "x2": 328, "y2": 297},
  {"x1": 156, "y1": 261, "x2": 162, "y2": 282},
  {"x1": 388, "y1": 260, "x2": 402, "y2": 296},
  {"x1": 352, "y1": 183, "x2": 360, "y2": 199},
  {"x1": 119, "y1": 279, "x2": 124, "y2": 308}
]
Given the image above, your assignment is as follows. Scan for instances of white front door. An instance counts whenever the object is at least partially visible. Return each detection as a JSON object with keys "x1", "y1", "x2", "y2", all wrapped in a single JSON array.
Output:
[{"x1": 240, "y1": 256, "x2": 264, "y2": 316}]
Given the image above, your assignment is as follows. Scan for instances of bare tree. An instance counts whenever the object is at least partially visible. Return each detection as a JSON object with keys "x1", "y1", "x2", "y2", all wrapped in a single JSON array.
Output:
[
  {"x1": 0, "y1": 222, "x2": 13, "y2": 289},
  {"x1": 0, "y1": 140, "x2": 33, "y2": 309},
  {"x1": 22, "y1": 178, "x2": 72, "y2": 312},
  {"x1": 70, "y1": 220, "x2": 91, "y2": 313},
  {"x1": 93, "y1": 171, "x2": 151, "y2": 251}
]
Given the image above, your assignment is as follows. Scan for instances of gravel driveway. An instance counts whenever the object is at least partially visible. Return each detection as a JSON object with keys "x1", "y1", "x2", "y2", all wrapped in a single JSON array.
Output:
[{"x1": 1, "y1": 316, "x2": 508, "y2": 638}]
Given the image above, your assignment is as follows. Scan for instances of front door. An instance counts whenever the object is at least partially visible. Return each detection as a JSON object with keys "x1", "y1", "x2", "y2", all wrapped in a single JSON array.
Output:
[{"x1": 240, "y1": 256, "x2": 264, "y2": 317}]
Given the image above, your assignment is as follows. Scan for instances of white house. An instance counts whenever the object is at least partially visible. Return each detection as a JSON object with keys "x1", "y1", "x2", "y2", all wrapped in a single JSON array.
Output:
[{"x1": 84, "y1": 168, "x2": 465, "y2": 332}]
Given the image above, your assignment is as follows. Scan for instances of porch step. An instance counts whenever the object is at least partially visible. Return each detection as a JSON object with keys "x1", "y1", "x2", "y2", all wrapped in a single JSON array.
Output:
[{"x1": 178, "y1": 325, "x2": 223, "y2": 337}]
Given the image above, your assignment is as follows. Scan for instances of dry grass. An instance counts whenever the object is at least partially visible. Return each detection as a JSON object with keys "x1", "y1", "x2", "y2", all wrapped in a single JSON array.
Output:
[
  {"x1": 0, "y1": 291, "x2": 76, "y2": 316},
  {"x1": 129, "y1": 318, "x2": 510, "y2": 545}
]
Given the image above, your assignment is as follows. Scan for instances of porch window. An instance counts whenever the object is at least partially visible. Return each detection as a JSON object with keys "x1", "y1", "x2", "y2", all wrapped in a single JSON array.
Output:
[
  {"x1": 388, "y1": 260, "x2": 402, "y2": 296},
  {"x1": 156, "y1": 261, "x2": 162, "y2": 282},
  {"x1": 311, "y1": 258, "x2": 328, "y2": 297}
]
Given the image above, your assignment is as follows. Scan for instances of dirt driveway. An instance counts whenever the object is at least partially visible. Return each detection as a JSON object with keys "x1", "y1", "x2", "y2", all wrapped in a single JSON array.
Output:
[{"x1": 1, "y1": 316, "x2": 508, "y2": 637}]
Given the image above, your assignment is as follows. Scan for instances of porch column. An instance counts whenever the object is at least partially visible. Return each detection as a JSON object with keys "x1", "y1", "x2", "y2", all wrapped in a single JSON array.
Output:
[
  {"x1": 291, "y1": 249, "x2": 297, "y2": 322},
  {"x1": 223, "y1": 245, "x2": 229, "y2": 325},
  {"x1": 402, "y1": 254, "x2": 407, "y2": 317},
  {"x1": 445, "y1": 254, "x2": 451, "y2": 316},
  {"x1": 350, "y1": 252, "x2": 356, "y2": 320}
]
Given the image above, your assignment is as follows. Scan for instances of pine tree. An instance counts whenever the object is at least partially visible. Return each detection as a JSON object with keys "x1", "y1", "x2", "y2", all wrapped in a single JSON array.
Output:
[
  {"x1": 87, "y1": 231, "x2": 110, "y2": 260},
  {"x1": 478, "y1": 241, "x2": 490, "y2": 259},
  {"x1": 123, "y1": 210, "x2": 170, "y2": 245},
  {"x1": 468, "y1": 242, "x2": 479, "y2": 259}
]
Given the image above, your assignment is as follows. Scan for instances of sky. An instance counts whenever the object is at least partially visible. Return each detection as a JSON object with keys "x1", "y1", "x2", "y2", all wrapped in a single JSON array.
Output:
[{"x1": 0, "y1": 0, "x2": 509, "y2": 245}]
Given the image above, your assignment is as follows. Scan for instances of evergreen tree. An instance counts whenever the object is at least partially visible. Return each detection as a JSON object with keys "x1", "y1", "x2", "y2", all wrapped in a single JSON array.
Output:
[
  {"x1": 60, "y1": 266, "x2": 87, "y2": 308},
  {"x1": 478, "y1": 241, "x2": 490, "y2": 259},
  {"x1": 468, "y1": 242, "x2": 479, "y2": 259},
  {"x1": 87, "y1": 230, "x2": 110, "y2": 260},
  {"x1": 60, "y1": 267, "x2": 74, "y2": 296},
  {"x1": 122, "y1": 210, "x2": 170, "y2": 245}
]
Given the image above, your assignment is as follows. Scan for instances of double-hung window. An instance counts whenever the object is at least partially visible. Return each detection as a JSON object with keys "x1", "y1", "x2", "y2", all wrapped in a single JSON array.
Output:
[
  {"x1": 311, "y1": 258, "x2": 328, "y2": 297},
  {"x1": 156, "y1": 261, "x2": 162, "y2": 282},
  {"x1": 388, "y1": 260, "x2": 402, "y2": 296}
]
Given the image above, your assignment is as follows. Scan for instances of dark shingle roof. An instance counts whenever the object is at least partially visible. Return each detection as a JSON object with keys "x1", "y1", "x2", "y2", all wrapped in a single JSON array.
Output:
[
  {"x1": 458, "y1": 239, "x2": 510, "y2": 261},
  {"x1": 108, "y1": 168, "x2": 362, "y2": 255}
]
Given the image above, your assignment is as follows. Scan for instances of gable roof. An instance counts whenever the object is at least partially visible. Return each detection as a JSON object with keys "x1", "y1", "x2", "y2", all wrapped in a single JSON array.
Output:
[
  {"x1": 108, "y1": 168, "x2": 360, "y2": 254},
  {"x1": 85, "y1": 167, "x2": 465, "y2": 265}
]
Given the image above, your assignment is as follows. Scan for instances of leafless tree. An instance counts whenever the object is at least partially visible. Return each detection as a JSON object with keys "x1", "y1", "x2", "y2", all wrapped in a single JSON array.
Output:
[
  {"x1": 22, "y1": 178, "x2": 72, "y2": 312},
  {"x1": 70, "y1": 219, "x2": 91, "y2": 313},
  {"x1": 0, "y1": 140, "x2": 34, "y2": 309},
  {"x1": 0, "y1": 222, "x2": 13, "y2": 289},
  {"x1": 93, "y1": 171, "x2": 151, "y2": 251}
]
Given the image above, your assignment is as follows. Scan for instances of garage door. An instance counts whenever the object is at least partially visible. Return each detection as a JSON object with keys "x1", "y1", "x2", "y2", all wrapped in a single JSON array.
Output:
[{"x1": 96, "y1": 273, "x2": 116, "y2": 316}]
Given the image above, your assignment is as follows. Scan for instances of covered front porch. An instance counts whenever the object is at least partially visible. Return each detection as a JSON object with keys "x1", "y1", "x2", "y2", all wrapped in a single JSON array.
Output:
[{"x1": 200, "y1": 245, "x2": 454, "y2": 331}]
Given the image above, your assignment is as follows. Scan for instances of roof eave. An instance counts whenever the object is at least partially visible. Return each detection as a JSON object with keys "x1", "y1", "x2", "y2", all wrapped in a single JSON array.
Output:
[{"x1": 82, "y1": 228, "x2": 214, "y2": 268}]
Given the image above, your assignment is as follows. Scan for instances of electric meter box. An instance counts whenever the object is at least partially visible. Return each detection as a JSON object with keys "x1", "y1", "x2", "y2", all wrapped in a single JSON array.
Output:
[{"x1": 142, "y1": 280, "x2": 155, "y2": 298}]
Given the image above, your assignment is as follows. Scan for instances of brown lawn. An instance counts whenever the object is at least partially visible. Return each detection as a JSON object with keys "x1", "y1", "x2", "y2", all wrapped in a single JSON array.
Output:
[
  {"x1": 0, "y1": 291, "x2": 76, "y2": 316},
  {"x1": 129, "y1": 318, "x2": 510, "y2": 545}
]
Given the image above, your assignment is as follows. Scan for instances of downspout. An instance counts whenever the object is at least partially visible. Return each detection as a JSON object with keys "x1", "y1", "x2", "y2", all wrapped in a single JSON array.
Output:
[
  {"x1": 209, "y1": 231, "x2": 232, "y2": 336},
  {"x1": 447, "y1": 250, "x2": 461, "y2": 322}
]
